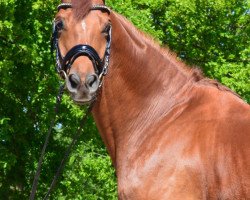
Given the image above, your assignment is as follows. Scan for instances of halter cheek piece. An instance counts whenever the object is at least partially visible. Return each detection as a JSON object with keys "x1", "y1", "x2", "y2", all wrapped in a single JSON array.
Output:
[{"x1": 51, "y1": 3, "x2": 112, "y2": 80}]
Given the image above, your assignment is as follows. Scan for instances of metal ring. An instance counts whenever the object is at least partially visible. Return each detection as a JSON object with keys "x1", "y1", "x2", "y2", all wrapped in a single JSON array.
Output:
[{"x1": 59, "y1": 70, "x2": 68, "y2": 80}]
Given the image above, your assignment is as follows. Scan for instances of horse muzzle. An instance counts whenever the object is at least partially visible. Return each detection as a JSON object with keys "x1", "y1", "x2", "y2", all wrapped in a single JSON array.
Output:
[{"x1": 65, "y1": 72, "x2": 100, "y2": 104}]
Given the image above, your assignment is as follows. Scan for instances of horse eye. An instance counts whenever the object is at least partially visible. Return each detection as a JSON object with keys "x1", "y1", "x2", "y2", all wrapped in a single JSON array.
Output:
[
  {"x1": 102, "y1": 24, "x2": 111, "y2": 35},
  {"x1": 55, "y1": 20, "x2": 64, "y2": 32}
]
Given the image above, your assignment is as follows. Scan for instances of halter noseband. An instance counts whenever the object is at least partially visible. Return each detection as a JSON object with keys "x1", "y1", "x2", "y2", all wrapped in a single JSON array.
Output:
[{"x1": 51, "y1": 3, "x2": 112, "y2": 80}]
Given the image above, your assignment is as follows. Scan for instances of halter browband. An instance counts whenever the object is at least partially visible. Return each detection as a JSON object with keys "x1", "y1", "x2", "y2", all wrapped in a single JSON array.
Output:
[
  {"x1": 52, "y1": 3, "x2": 111, "y2": 80},
  {"x1": 57, "y1": 3, "x2": 111, "y2": 14}
]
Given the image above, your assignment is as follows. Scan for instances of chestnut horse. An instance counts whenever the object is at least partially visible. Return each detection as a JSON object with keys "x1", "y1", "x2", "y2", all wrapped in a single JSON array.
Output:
[{"x1": 52, "y1": 0, "x2": 250, "y2": 199}]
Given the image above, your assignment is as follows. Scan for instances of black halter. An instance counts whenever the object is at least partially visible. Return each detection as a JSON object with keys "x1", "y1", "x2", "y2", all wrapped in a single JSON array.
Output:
[{"x1": 51, "y1": 3, "x2": 112, "y2": 79}]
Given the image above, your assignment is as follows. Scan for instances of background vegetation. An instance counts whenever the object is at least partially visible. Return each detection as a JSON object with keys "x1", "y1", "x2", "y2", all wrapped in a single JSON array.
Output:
[{"x1": 0, "y1": 0, "x2": 249, "y2": 199}]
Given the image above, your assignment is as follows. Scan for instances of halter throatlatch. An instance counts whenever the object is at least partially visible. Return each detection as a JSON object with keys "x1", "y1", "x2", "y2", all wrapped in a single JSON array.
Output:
[{"x1": 51, "y1": 3, "x2": 112, "y2": 80}]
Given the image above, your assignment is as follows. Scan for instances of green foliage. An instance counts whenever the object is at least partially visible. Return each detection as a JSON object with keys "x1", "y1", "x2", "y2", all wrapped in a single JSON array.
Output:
[
  {"x1": 0, "y1": 0, "x2": 249, "y2": 199},
  {"x1": 54, "y1": 140, "x2": 117, "y2": 200}
]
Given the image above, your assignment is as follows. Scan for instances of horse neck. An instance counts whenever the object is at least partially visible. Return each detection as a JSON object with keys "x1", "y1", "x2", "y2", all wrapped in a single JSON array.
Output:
[{"x1": 92, "y1": 12, "x2": 193, "y2": 166}]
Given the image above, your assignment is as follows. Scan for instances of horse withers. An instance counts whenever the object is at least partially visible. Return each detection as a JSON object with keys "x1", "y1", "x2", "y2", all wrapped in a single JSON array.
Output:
[{"x1": 52, "y1": 0, "x2": 250, "y2": 199}]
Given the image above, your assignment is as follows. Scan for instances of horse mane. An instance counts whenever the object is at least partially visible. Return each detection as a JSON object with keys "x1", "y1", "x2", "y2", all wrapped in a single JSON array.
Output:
[
  {"x1": 113, "y1": 13, "x2": 201, "y2": 78},
  {"x1": 113, "y1": 12, "x2": 240, "y2": 98}
]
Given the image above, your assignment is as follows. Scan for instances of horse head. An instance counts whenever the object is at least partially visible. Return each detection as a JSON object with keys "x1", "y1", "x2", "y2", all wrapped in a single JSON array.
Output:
[{"x1": 52, "y1": 0, "x2": 111, "y2": 104}]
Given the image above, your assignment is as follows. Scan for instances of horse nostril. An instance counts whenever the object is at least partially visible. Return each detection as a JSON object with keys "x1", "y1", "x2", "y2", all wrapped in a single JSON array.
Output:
[
  {"x1": 68, "y1": 73, "x2": 81, "y2": 89},
  {"x1": 85, "y1": 74, "x2": 99, "y2": 91},
  {"x1": 87, "y1": 75, "x2": 96, "y2": 87}
]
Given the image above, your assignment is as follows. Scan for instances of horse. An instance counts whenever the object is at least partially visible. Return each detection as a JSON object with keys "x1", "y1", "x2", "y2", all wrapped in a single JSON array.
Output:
[{"x1": 52, "y1": 0, "x2": 250, "y2": 199}]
